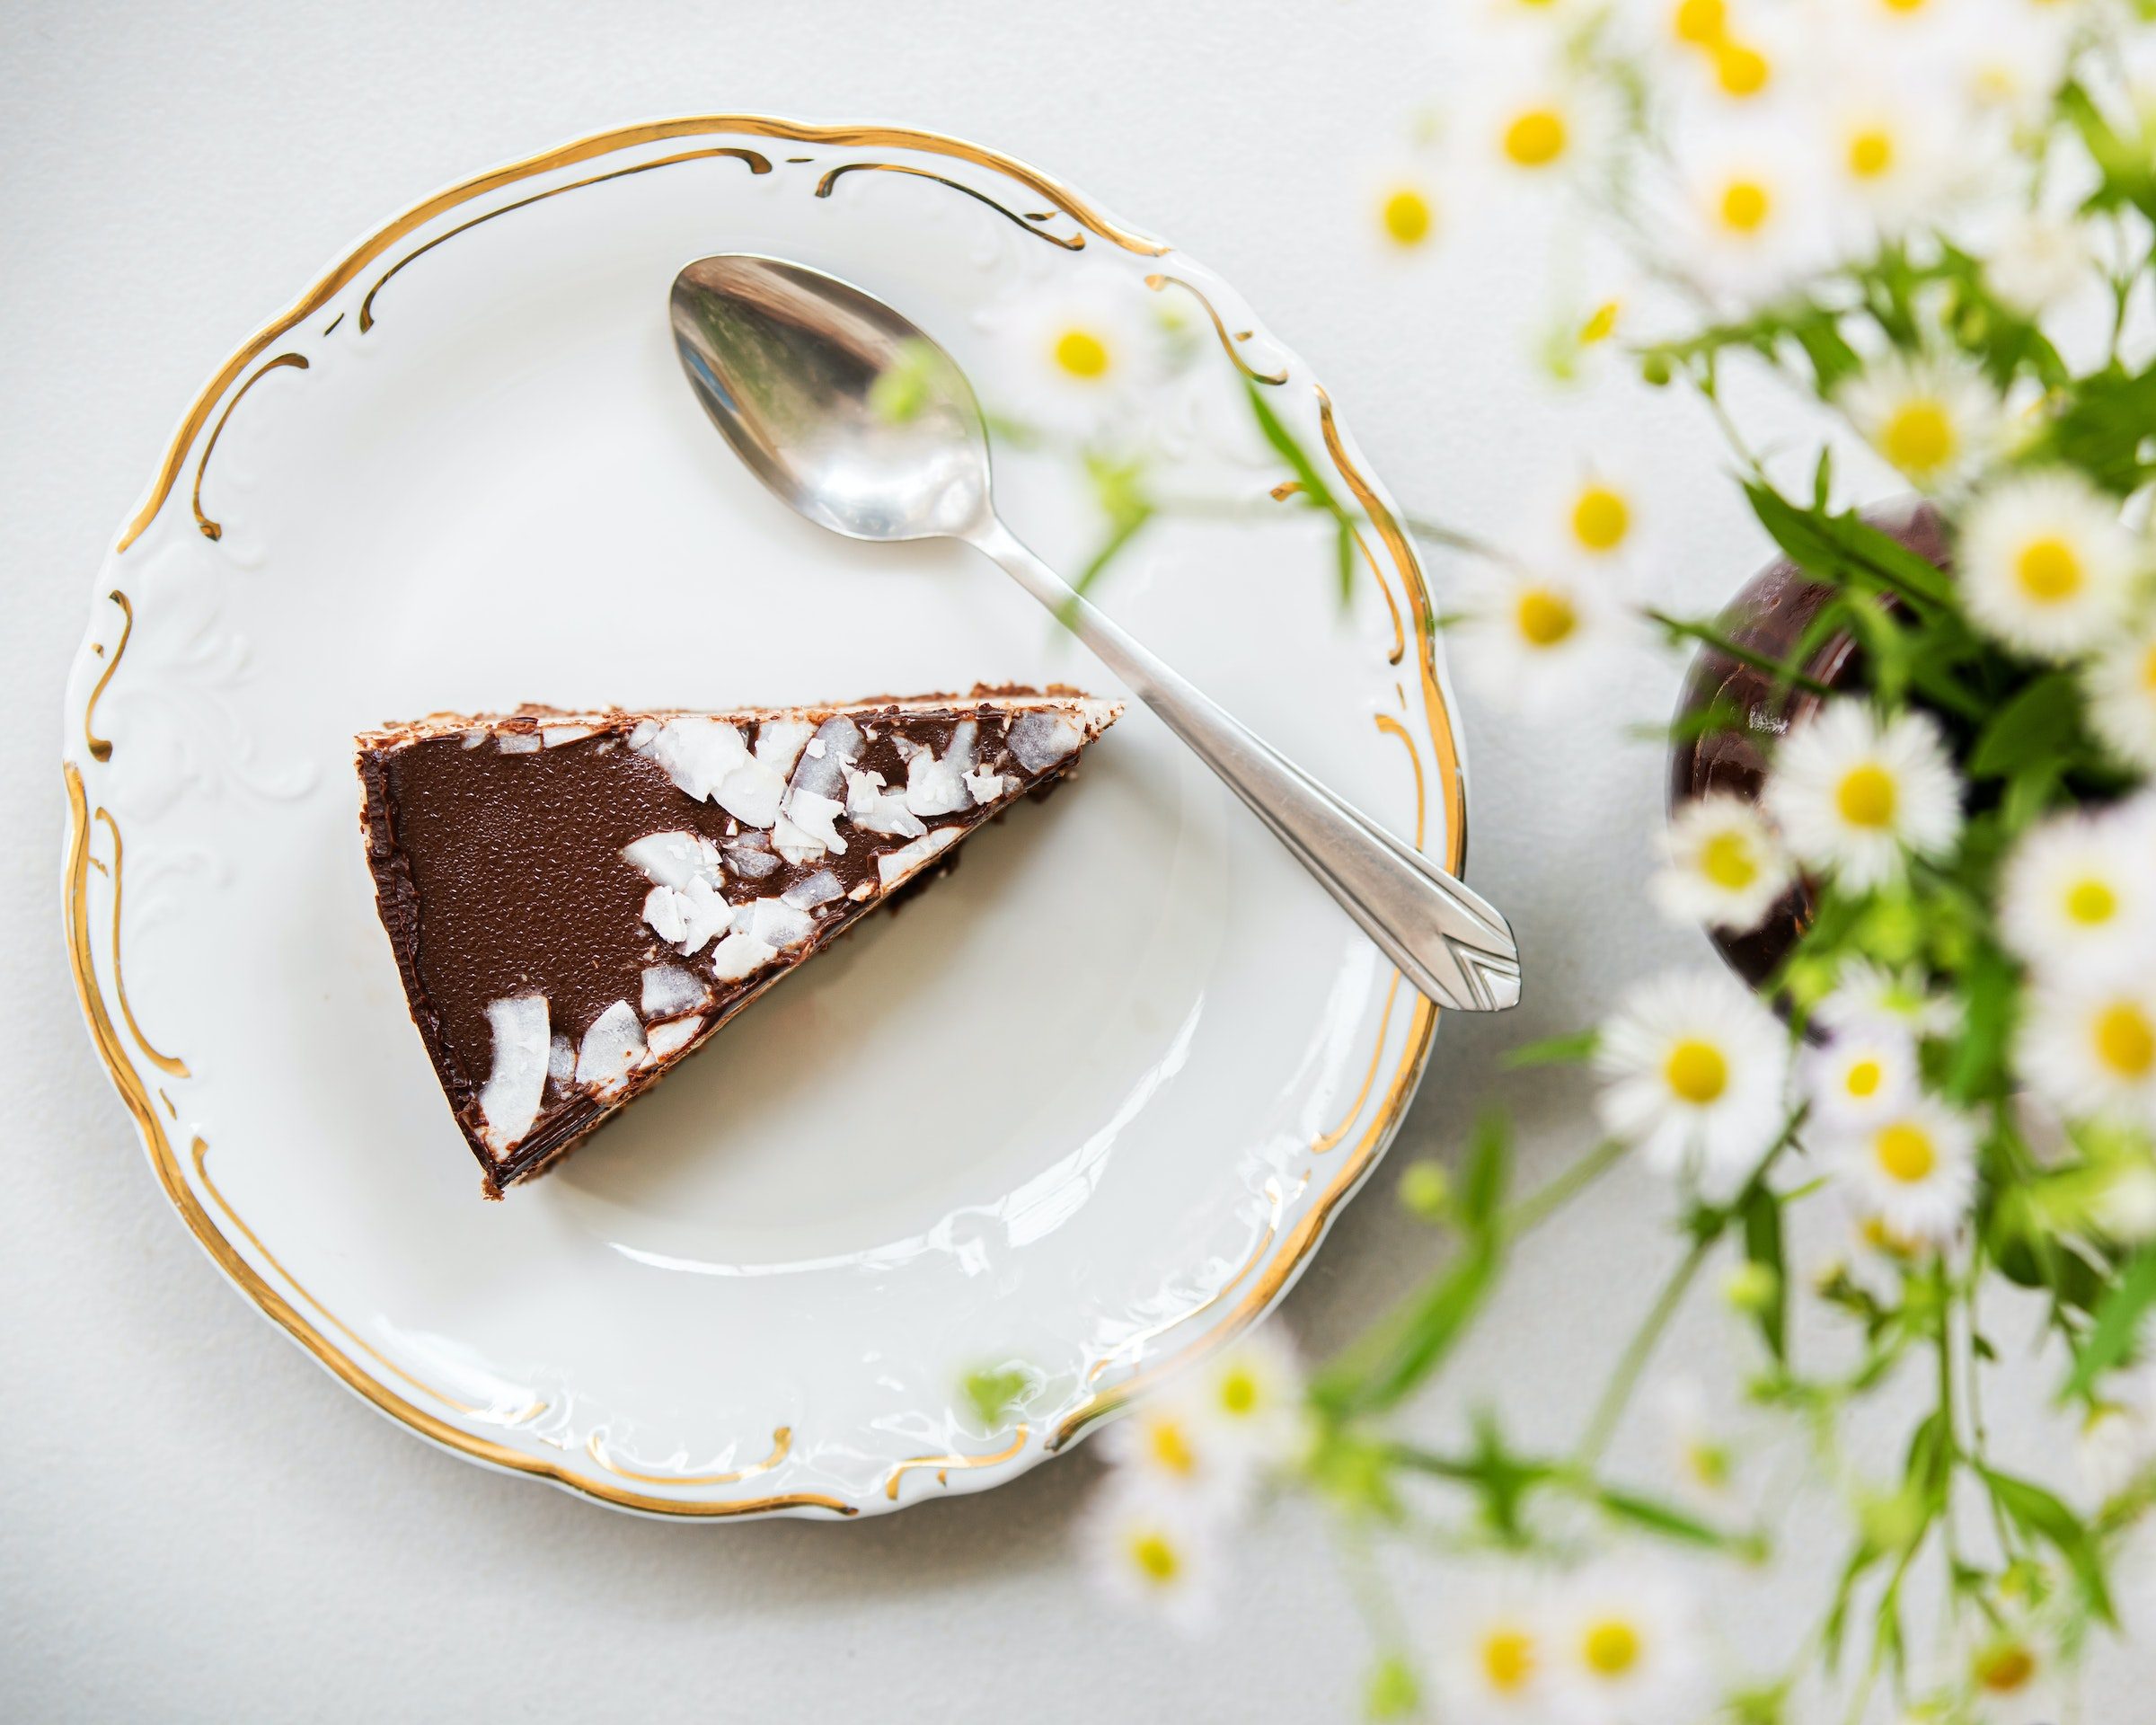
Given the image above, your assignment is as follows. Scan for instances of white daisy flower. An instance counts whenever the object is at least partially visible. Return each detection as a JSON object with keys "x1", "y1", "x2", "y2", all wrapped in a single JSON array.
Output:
[
  {"x1": 1452, "y1": 559, "x2": 1627, "y2": 719},
  {"x1": 1959, "y1": 1616, "x2": 2063, "y2": 1721},
  {"x1": 1958, "y1": 469, "x2": 2142, "y2": 659},
  {"x1": 2087, "y1": 616, "x2": 2156, "y2": 772},
  {"x1": 1828, "y1": 1096, "x2": 1981, "y2": 1248},
  {"x1": 1814, "y1": 958, "x2": 1961, "y2": 1040},
  {"x1": 1430, "y1": 1570, "x2": 1560, "y2": 1720},
  {"x1": 1666, "y1": 120, "x2": 1832, "y2": 307},
  {"x1": 1766, "y1": 702, "x2": 1964, "y2": 889},
  {"x1": 1651, "y1": 792, "x2": 1796, "y2": 933},
  {"x1": 1803, "y1": 1025, "x2": 1920, "y2": 1128},
  {"x1": 1456, "y1": 42, "x2": 1616, "y2": 191},
  {"x1": 1078, "y1": 1478, "x2": 1221, "y2": 1632},
  {"x1": 2019, "y1": 977, "x2": 2156, "y2": 1128},
  {"x1": 1100, "y1": 1385, "x2": 1242, "y2": 1506},
  {"x1": 1953, "y1": 1, "x2": 2078, "y2": 129},
  {"x1": 2078, "y1": 1370, "x2": 2156, "y2": 1503},
  {"x1": 1839, "y1": 353, "x2": 2003, "y2": 492},
  {"x1": 1548, "y1": 1562, "x2": 1707, "y2": 1725},
  {"x1": 1594, "y1": 968, "x2": 1791, "y2": 1188},
  {"x1": 1998, "y1": 801, "x2": 2156, "y2": 984},
  {"x1": 1823, "y1": 84, "x2": 1961, "y2": 232},
  {"x1": 995, "y1": 278, "x2": 1160, "y2": 438},
  {"x1": 1176, "y1": 1328, "x2": 1309, "y2": 1476},
  {"x1": 1365, "y1": 155, "x2": 1447, "y2": 261},
  {"x1": 1984, "y1": 208, "x2": 2097, "y2": 317}
]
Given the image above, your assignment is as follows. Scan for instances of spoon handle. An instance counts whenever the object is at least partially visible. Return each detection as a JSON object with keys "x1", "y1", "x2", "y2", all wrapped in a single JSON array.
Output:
[{"x1": 968, "y1": 518, "x2": 1521, "y2": 1013}]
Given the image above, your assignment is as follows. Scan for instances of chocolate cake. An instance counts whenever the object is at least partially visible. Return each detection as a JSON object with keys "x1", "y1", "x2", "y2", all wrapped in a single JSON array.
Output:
[{"x1": 358, "y1": 688, "x2": 1121, "y2": 1193}]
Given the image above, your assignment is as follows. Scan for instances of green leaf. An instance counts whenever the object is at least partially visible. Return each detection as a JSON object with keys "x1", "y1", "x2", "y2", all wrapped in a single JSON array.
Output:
[
  {"x1": 960, "y1": 1362, "x2": 1036, "y2": 1429},
  {"x1": 2034, "y1": 361, "x2": 2156, "y2": 495},
  {"x1": 1741, "y1": 483, "x2": 1954, "y2": 609},
  {"x1": 1592, "y1": 1482, "x2": 1766, "y2": 1556},
  {"x1": 1460, "y1": 1110, "x2": 1513, "y2": 1230},
  {"x1": 1246, "y1": 381, "x2": 1345, "y2": 518},
  {"x1": 1981, "y1": 1464, "x2": 2117, "y2": 1625},
  {"x1": 1738, "y1": 1186, "x2": 1789, "y2": 1364},
  {"x1": 1503, "y1": 1029, "x2": 1600, "y2": 1068},
  {"x1": 2062, "y1": 1247, "x2": 2156, "y2": 1402},
  {"x1": 1312, "y1": 1228, "x2": 1501, "y2": 1418},
  {"x1": 1364, "y1": 1656, "x2": 1420, "y2": 1721},
  {"x1": 1966, "y1": 674, "x2": 2082, "y2": 780}
]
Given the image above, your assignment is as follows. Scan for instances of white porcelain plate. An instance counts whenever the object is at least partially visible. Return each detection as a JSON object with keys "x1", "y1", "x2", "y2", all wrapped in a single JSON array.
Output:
[{"x1": 61, "y1": 118, "x2": 1467, "y2": 1519}]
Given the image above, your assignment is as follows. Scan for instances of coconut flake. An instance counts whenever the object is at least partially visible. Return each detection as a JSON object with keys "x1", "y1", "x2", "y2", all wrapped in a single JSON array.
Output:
[
  {"x1": 789, "y1": 715, "x2": 863, "y2": 798},
  {"x1": 965, "y1": 765, "x2": 1012, "y2": 806},
  {"x1": 743, "y1": 897, "x2": 816, "y2": 949},
  {"x1": 641, "y1": 883, "x2": 687, "y2": 944},
  {"x1": 542, "y1": 724, "x2": 596, "y2": 748},
  {"x1": 673, "y1": 876, "x2": 734, "y2": 954},
  {"x1": 496, "y1": 731, "x2": 543, "y2": 756},
  {"x1": 622, "y1": 830, "x2": 722, "y2": 891},
  {"x1": 641, "y1": 964, "x2": 710, "y2": 1020},
  {"x1": 476, "y1": 995, "x2": 550, "y2": 1154},
  {"x1": 575, "y1": 1001, "x2": 648, "y2": 1095},
  {"x1": 707, "y1": 929, "x2": 780, "y2": 981},
  {"x1": 905, "y1": 720, "x2": 977, "y2": 817},
  {"x1": 636, "y1": 717, "x2": 750, "y2": 801},
  {"x1": 460, "y1": 727, "x2": 487, "y2": 750},
  {"x1": 722, "y1": 834, "x2": 782, "y2": 880},
  {"x1": 877, "y1": 825, "x2": 963, "y2": 890},
  {"x1": 843, "y1": 764, "x2": 927, "y2": 838},
  {"x1": 627, "y1": 718, "x2": 659, "y2": 751},
  {"x1": 782, "y1": 787, "x2": 849, "y2": 854},
  {"x1": 645, "y1": 1017, "x2": 702, "y2": 1059},
  {"x1": 755, "y1": 719, "x2": 815, "y2": 783},
  {"x1": 782, "y1": 869, "x2": 844, "y2": 910},
  {"x1": 713, "y1": 755, "x2": 787, "y2": 828},
  {"x1": 1008, "y1": 710, "x2": 1085, "y2": 772},
  {"x1": 547, "y1": 1033, "x2": 576, "y2": 1086}
]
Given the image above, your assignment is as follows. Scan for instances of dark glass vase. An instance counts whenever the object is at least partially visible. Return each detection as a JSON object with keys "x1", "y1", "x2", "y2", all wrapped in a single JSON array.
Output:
[{"x1": 1666, "y1": 499, "x2": 1948, "y2": 990}]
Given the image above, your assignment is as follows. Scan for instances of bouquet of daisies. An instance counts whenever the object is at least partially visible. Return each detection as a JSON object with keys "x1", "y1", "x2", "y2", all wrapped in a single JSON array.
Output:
[{"x1": 1063, "y1": 1, "x2": 2156, "y2": 1721}]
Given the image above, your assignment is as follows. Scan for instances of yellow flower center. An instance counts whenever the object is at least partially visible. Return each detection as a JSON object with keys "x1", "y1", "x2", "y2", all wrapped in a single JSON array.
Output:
[
  {"x1": 1482, "y1": 1628, "x2": 1535, "y2": 1692},
  {"x1": 2065, "y1": 877, "x2": 2118, "y2": 926},
  {"x1": 1714, "y1": 40, "x2": 1771, "y2": 97},
  {"x1": 1582, "y1": 1619, "x2": 1642, "y2": 1676},
  {"x1": 1974, "y1": 1641, "x2": 2038, "y2": 1693},
  {"x1": 1219, "y1": 1367, "x2": 1258, "y2": 1416},
  {"x1": 1848, "y1": 128, "x2": 1895, "y2": 179},
  {"x1": 1875, "y1": 1120, "x2": 1936, "y2": 1183},
  {"x1": 1879, "y1": 401, "x2": 1956, "y2": 475},
  {"x1": 1148, "y1": 1418, "x2": 1197, "y2": 1474},
  {"x1": 1504, "y1": 108, "x2": 1569, "y2": 169},
  {"x1": 2014, "y1": 535, "x2": 2083, "y2": 603},
  {"x1": 1687, "y1": 1438, "x2": 1733, "y2": 1488},
  {"x1": 1571, "y1": 485, "x2": 1631, "y2": 552},
  {"x1": 1700, "y1": 829, "x2": 1759, "y2": 889},
  {"x1": 1881, "y1": 0, "x2": 1928, "y2": 12},
  {"x1": 1129, "y1": 1531, "x2": 1180, "y2": 1584},
  {"x1": 2142, "y1": 641, "x2": 2156, "y2": 693},
  {"x1": 1674, "y1": 0, "x2": 1726, "y2": 44},
  {"x1": 1719, "y1": 178, "x2": 1772, "y2": 234},
  {"x1": 2095, "y1": 1002, "x2": 2156, "y2": 1078},
  {"x1": 1052, "y1": 327, "x2": 1111, "y2": 380},
  {"x1": 1665, "y1": 1038, "x2": 1729, "y2": 1104},
  {"x1": 1845, "y1": 1057, "x2": 1884, "y2": 1099},
  {"x1": 1580, "y1": 299, "x2": 1621, "y2": 344},
  {"x1": 1515, "y1": 588, "x2": 1578, "y2": 647},
  {"x1": 1381, "y1": 186, "x2": 1435, "y2": 247},
  {"x1": 1834, "y1": 763, "x2": 1898, "y2": 829}
]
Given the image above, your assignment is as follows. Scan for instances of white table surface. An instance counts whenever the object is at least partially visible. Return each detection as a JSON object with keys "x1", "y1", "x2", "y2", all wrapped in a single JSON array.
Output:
[{"x1": 4, "y1": 1, "x2": 2143, "y2": 1717}]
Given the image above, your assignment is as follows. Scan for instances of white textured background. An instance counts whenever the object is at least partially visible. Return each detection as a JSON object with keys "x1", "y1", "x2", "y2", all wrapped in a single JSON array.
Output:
[{"x1": 3, "y1": 2, "x2": 2143, "y2": 1719}]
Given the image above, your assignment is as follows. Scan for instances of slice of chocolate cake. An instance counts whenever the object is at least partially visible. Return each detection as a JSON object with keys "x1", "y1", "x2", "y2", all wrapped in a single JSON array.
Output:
[{"x1": 358, "y1": 688, "x2": 1120, "y2": 1194}]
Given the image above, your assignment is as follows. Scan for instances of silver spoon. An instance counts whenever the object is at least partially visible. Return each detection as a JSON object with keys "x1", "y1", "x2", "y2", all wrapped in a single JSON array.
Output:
[{"x1": 667, "y1": 254, "x2": 1521, "y2": 1013}]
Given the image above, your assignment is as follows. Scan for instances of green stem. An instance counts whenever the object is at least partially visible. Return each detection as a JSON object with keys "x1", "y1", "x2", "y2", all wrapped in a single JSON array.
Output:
[
  {"x1": 1573, "y1": 1232, "x2": 1715, "y2": 1473},
  {"x1": 1502, "y1": 1137, "x2": 1630, "y2": 1241},
  {"x1": 1647, "y1": 608, "x2": 1837, "y2": 697}
]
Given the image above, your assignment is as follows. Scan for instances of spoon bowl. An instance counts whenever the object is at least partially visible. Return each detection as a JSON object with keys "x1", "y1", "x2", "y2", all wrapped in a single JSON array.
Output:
[{"x1": 670, "y1": 254, "x2": 990, "y2": 542}]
